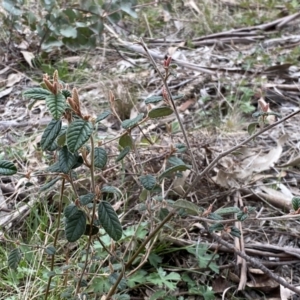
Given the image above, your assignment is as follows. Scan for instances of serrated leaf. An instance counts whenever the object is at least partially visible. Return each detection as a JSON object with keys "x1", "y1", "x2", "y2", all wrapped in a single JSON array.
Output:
[
  {"x1": 101, "y1": 186, "x2": 122, "y2": 199},
  {"x1": 94, "y1": 147, "x2": 107, "y2": 169},
  {"x1": 159, "y1": 165, "x2": 190, "y2": 180},
  {"x1": 59, "y1": 146, "x2": 78, "y2": 173},
  {"x1": 121, "y1": 113, "x2": 144, "y2": 129},
  {"x1": 145, "y1": 95, "x2": 163, "y2": 104},
  {"x1": 248, "y1": 122, "x2": 258, "y2": 136},
  {"x1": 65, "y1": 210, "x2": 87, "y2": 242},
  {"x1": 139, "y1": 175, "x2": 156, "y2": 190},
  {"x1": 67, "y1": 119, "x2": 93, "y2": 153},
  {"x1": 61, "y1": 89, "x2": 71, "y2": 99},
  {"x1": 79, "y1": 193, "x2": 95, "y2": 205},
  {"x1": 115, "y1": 146, "x2": 130, "y2": 162},
  {"x1": 8, "y1": 248, "x2": 22, "y2": 269},
  {"x1": 45, "y1": 93, "x2": 66, "y2": 120},
  {"x1": 119, "y1": 134, "x2": 133, "y2": 149},
  {"x1": 215, "y1": 207, "x2": 240, "y2": 215},
  {"x1": 45, "y1": 246, "x2": 56, "y2": 255},
  {"x1": 0, "y1": 160, "x2": 17, "y2": 175},
  {"x1": 209, "y1": 223, "x2": 224, "y2": 232},
  {"x1": 23, "y1": 88, "x2": 52, "y2": 100},
  {"x1": 230, "y1": 226, "x2": 241, "y2": 238},
  {"x1": 64, "y1": 203, "x2": 79, "y2": 219},
  {"x1": 148, "y1": 107, "x2": 174, "y2": 119},
  {"x1": 39, "y1": 177, "x2": 60, "y2": 192},
  {"x1": 96, "y1": 110, "x2": 111, "y2": 123},
  {"x1": 46, "y1": 161, "x2": 62, "y2": 173},
  {"x1": 98, "y1": 201, "x2": 122, "y2": 241},
  {"x1": 173, "y1": 199, "x2": 200, "y2": 215},
  {"x1": 292, "y1": 197, "x2": 300, "y2": 210},
  {"x1": 237, "y1": 212, "x2": 248, "y2": 221},
  {"x1": 41, "y1": 119, "x2": 62, "y2": 150}
]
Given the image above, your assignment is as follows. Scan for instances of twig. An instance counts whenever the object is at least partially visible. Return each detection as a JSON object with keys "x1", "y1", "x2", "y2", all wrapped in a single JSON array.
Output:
[
  {"x1": 184, "y1": 108, "x2": 300, "y2": 197},
  {"x1": 202, "y1": 220, "x2": 300, "y2": 296},
  {"x1": 44, "y1": 178, "x2": 65, "y2": 300}
]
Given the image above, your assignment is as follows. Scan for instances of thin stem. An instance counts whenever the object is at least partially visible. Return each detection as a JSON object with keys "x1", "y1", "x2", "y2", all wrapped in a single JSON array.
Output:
[
  {"x1": 105, "y1": 210, "x2": 176, "y2": 299},
  {"x1": 75, "y1": 135, "x2": 96, "y2": 294},
  {"x1": 139, "y1": 39, "x2": 199, "y2": 175},
  {"x1": 44, "y1": 178, "x2": 65, "y2": 300},
  {"x1": 90, "y1": 135, "x2": 96, "y2": 193}
]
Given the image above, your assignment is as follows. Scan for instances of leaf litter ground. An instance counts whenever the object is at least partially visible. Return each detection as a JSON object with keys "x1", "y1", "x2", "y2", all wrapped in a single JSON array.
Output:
[{"x1": 1, "y1": 4, "x2": 300, "y2": 300}]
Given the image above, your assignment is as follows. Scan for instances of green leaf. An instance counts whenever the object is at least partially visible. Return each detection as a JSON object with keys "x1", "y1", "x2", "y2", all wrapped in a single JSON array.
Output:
[
  {"x1": 237, "y1": 212, "x2": 248, "y2": 221},
  {"x1": 98, "y1": 201, "x2": 122, "y2": 241},
  {"x1": 0, "y1": 160, "x2": 17, "y2": 175},
  {"x1": 3, "y1": 0, "x2": 22, "y2": 15},
  {"x1": 64, "y1": 203, "x2": 79, "y2": 219},
  {"x1": 45, "y1": 93, "x2": 66, "y2": 120},
  {"x1": 148, "y1": 107, "x2": 174, "y2": 119},
  {"x1": 121, "y1": 113, "x2": 144, "y2": 129},
  {"x1": 159, "y1": 165, "x2": 190, "y2": 180},
  {"x1": 148, "y1": 268, "x2": 180, "y2": 291},
  {"x1": 115, "y1": 146, "x2": 130, "y2": 162},
  {"x1": 61, "y1": 89, "x2": 71, "y2": 98},
  {"x1": 94, "y1": 147, "x2": 107, "y2": 169},
  {"x1": 230, "y1": 226, "x2": 241, "y2": 238},
  {"x1": 108, "y1": 272, "x2": 127, "y2": 290},
  {"x1": 23, "y1": 88, "x2": 52, "y2": 100},
  {"x1": 101, "y1": 186, "x2": 122, "y2": 199},
  {"x1": 45, "y1": 245, "x2": 56, "y2": 255},
  {"x1": 139, "y1": 175, "x2": 156, "y2": 190},
  {"x1": 119, "y1": 134, "x2": 133, "y2": 149},
  {"x1": 65, "y1": 210, "x2": 87, "y2": 242},
  {"x1": 84, "y1": 224, "x2": 99, "y2": 236},
  {"x1": 248, "y1": 122, "x2": 258, "y2": 135},
  {"x1": 8, "y1": 248, "x2": 22, "y2": 269},
  {"x1": 67, "y1": 119, "x2": 93, "y2": 153},
  {"x1": 59, "y1": 25, "x2": 77, "y2": 38},
  {"x1": 149, "y1": 290, "x2": 167, "y2": 300},
  {"x1": 145, "y1": 96, "x2": 163, "y2": 104},
  {"x1": 59, "y1": 146, "x2": 78, "y2": 173},
  {"x1": 79, "y1": 193, "x2": 95, "y2": 205},
  {"x1": 47, "y1": 271, "x2": 56, "y2": 278},
  {"x1": 173, "y1": 199, "x2": 200, "y2": 215},
  {"x1": 168, "y1": 156, "x2": 186, "y2": 166},
  {"x1": 41, "y1": 119, "x2": 62, "y2": 150},
  {"x1": 292, "y1": 197, "x2": 300, "y2": 210},
  {"x1": 214, "y1": 207, "x2": 240, "y2": 215},
  {"x1": 39, "y1": 177, "x2": 60, "y2": 192},
  {"x1": 208, "y1": 213, "x2": 223, "y2": 220},
  {"x1": 208, "y1": 223, "x2": 224, "y2": 232},
  {"x1": 96, "y1": 110, "x2": 111, "y2": 123},
  {"x1": 175, "y1": 143, "x2": 187, "y2": 153},
  {"x1": 158, "y1": 208, "x2": 169, "y2": 220},
  {"x1": 120, "y1": 0, "x2": 137, "y2": 18},
  {"x1": 46, "y1": 161, "x2": 62, "y2": 173}
]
